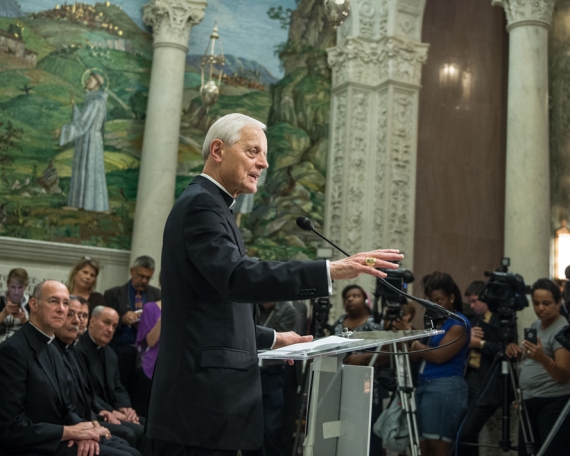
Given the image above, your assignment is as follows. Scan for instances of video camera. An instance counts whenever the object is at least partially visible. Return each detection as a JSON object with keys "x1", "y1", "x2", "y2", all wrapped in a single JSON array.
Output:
[
  {"x1": 479, "y1": 258, "x2": 529, "y2": 343},
  {"x1": 310, "y1": 297, "x2": 332, "y2": 338},
  {"x1": 374, "y1": 267, "x2": 414, "y2": 322}
]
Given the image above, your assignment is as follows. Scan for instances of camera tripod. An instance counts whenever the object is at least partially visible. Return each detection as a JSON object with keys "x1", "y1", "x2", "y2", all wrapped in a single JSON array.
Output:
[
  {"x1": 456, "y1": 348, "x2": 535, "y2": 455},
  {"x1": 370, "y1": 340, "x2": 421, "y2": 456}
]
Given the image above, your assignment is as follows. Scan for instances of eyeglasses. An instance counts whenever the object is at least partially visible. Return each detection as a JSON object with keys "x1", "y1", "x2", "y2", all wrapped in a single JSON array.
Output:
[
  {"x1": 81, "y1": 256, "x2": 100, "y2": 267},
  {"x1": 45, "y1": 298, "x2": 70, "y2": 306},
  {"x1": 67, "y1": 310, "x2": 89, "y2": 320}
]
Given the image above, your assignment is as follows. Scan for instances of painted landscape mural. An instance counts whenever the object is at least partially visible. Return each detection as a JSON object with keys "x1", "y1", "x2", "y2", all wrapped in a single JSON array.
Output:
[{"x1": 0, "y1": 0, "x2": 334, "y2": 260}]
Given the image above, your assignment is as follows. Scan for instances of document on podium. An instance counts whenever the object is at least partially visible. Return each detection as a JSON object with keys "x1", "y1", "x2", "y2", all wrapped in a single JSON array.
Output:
[{"x1": 258, "y1": 329, "x2": 443, "y2": 360}]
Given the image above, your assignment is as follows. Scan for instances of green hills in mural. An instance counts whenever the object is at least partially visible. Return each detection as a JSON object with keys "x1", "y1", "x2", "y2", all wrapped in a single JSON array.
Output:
[{"x1": 0, "y1": 2, "x2": 274, "y2": 250}]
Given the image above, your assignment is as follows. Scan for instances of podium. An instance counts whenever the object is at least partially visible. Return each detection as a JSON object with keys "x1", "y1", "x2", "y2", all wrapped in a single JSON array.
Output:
[{"x1": 258, "y1": 329, "x2": 443, "y2": 456}]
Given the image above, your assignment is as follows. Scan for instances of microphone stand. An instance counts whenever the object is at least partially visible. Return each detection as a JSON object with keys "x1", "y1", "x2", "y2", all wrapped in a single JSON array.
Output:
[{"x1": 296, "y1": 217, "x2": 465, "y2": 325}]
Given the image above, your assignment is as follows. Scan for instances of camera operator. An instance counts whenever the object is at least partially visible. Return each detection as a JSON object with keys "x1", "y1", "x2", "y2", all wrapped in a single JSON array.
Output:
[
  {"x1": 505, "y1": 278, "x2": 570, "y2": 455},
  {"x1": 332, "y1": 284, "x2": 384, "y2": 456},
  {"x1": 457, "y1": 280, "x2": 510, "y2": 456}
]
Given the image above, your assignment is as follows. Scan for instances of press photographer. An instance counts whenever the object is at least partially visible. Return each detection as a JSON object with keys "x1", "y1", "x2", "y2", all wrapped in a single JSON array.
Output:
[
  {"x1": 505, "y1": 278, "x2": 570, "y2": 455},
  {"x1": 457, "y1": 279, "x2": 516, "y2": 456}
]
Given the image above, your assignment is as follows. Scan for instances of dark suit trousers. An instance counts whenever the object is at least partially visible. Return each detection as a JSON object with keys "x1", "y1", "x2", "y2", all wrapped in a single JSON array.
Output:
[
  {"x1": 145, "y1": 439, "x2": 242, "y2": 456},
  {"x1": 12, "y1": 439, "x2": 141, "y2": 456}
]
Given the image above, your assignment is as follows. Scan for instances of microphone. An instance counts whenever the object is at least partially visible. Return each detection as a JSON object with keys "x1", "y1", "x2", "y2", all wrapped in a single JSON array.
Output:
[{"x1": 296, "y1": 217, "x2": 464, "y2": 323}]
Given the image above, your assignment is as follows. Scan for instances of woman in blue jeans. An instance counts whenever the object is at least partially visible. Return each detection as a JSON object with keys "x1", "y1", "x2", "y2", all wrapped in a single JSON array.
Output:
[{"x1": 410, "y1": 271, "x2": 471, "y2": 456}]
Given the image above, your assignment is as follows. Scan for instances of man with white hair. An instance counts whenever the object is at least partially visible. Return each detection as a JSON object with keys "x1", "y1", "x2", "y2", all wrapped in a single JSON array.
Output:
[{"x1": 145, "y1": 113, "x2": 403, "y2": 455}]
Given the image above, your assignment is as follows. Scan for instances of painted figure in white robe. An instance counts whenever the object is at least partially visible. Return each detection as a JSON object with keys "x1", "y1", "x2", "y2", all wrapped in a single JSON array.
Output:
[{"x1": 55, "y1": 73, "x2": 109, "y2": 212}]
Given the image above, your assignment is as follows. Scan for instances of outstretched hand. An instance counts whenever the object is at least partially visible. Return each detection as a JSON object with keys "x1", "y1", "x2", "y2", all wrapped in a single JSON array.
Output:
[{"x1": 329, "y1": 249, "x2": 403, "y2": 281}]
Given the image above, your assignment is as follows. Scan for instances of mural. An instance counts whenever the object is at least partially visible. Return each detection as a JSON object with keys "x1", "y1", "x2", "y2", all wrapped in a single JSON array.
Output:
[{"x1": 0, "y1": 0, "x2": 333, "y2": 260}]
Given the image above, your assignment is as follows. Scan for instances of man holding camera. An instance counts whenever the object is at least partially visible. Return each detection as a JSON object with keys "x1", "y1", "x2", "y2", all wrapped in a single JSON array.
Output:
[{"x1": 458, "y1": 281, "x2": 508, "y2": 455}]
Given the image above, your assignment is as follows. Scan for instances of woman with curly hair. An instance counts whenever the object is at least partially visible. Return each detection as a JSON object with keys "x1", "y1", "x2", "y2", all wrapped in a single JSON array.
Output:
[{"x1": 411, "y1": 271, "x2": 471, "y2": 456}]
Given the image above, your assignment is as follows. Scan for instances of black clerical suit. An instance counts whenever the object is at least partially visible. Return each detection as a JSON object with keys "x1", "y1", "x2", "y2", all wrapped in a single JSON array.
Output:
[
  {"x1": 145, "y1": 175, "x2": 329, "y2": 453},
  {"x1": 0, "y1": 322, "x2": 133, "y2": 456},
  {"x1": 53, "y1": 337, "x2": 141, "y2": 455},
  {"x1": 458, "y1": 312, "x2": 511, "y2": 455},
  {"x1": 76, "y1": 332, "x2": 146, "y2": 449}
]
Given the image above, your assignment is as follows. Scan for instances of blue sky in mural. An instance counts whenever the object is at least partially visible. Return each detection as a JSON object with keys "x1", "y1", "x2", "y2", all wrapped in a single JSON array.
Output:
[{"x1": 16, "y1": 0, "x2": 296, "y2": 77}]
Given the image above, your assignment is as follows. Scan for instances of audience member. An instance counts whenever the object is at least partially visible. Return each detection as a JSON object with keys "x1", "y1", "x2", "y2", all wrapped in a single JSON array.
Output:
[
  {"x1": 506, "y1": 278, "x2": 570, "y2": 455},
  {"x1": 457, "y1": 280, "x2": 508, "y2": 455},
  {"x1": 134, "y1": 292, "x2": 162, "y2": 417},
  {"x1": 77, "y1": 298, "x2": 90, "y2": 337},
  {"x1": 333, "y1": 284, "x2": 385, "y2": 456},
  {"x1": 0, "y1": 268, "x2": 29, "y2": 343},
  {"x1": 244, "y1": 301, "x2": 296, "y2": 456},
  {"x1": 104, "y1": 256, "x2": 161, "y2": 398},
  {"x1": 0, "y1": 280, "x2": 121, "y2": 456},
  {"x1": 53, "y1": 296, "x2": 140, "y2": 456},
  {"x1": 68, "y1": 257, "x2": 106, "y2": 315},
  {"x1": 77, "y1": 307, "x2": 144, "y2": 426},
  {"x1": 410, "y1": 272, "x2": 470, "y2": 456}
]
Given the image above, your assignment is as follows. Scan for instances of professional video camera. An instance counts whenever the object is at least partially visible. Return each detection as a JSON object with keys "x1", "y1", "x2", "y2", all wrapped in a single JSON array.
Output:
[
  {"x1": 478, "y1": 257, "x2": 529, "y2": 343},
  {"x1": 310, "y1": 297, "x2": 332, "y2": 338},
  {"x1": 374, "y1": 267, "x2": 414, "y2": 322}
]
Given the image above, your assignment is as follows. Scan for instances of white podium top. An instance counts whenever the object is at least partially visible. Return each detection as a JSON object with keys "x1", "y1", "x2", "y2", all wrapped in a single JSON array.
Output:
[{"x1": 258, "y1": 329, "x2": 444, "y2": 360}]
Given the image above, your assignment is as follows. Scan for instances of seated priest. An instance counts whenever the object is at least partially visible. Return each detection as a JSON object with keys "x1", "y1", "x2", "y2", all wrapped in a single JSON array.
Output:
[
  {"x1": 53, "y1": 296, "x2": 142, "y2": 454},
  {"x1": 76, "y1": 306, "x2": 145, "y2": 431},
  {"x1": 0, "y1": 280, "x2": 134, "y2": 456}
]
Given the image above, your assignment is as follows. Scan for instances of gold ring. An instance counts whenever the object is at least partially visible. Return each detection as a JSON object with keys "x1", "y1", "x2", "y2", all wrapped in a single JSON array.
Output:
[{"x1": 365, "y1": 257, "x2": 376, "y2": 266}]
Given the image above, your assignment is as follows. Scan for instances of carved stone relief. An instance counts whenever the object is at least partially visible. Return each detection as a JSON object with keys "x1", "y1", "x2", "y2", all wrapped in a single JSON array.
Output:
[
  {"x1": 345, "y1": 90, "x2": 370, "y2": 251},
  {"x1": 398, "y1": 11, "x2": 417, "y2": 36},
  {"x1": 325, "y1": 0, "x2": 426, "y2": 288},
  {"x1": 388, "y1": 90, "x2": 415, "y2": 250},
  {"x1": 143, "y1": 0, "x2": 206, "y2": 47},
  {"x1": 492, "y1": 0, "x2": 555, "y2": 27},
  {"x1": 372, "y1": 91, "x2": 388, "y2": 250},
  {"x1": 327, "y1": 37, "x2": 428, "y2": 88},
  {"x1": 328, "y1": 92, "x2": 347, "y2": 251},
  {"x1": 358, "y1": 1, "x2": 377, "y2": 39}
]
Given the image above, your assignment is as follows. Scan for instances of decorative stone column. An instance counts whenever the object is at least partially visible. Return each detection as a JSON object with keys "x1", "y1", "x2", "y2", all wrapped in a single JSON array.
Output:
[
  {"x1": 130, "y1": 0, "x2": 206, "y2": 273},
  {"x1": 492, "y1": 0, "x2": 554, "y2": 314},
  {"x1": 325, "y1": 0, "x2": 428, "y2": 304}
]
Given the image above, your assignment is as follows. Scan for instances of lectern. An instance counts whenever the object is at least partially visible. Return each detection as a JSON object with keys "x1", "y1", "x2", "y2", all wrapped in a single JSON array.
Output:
[{"x1": 258, "y1": 329, "x2": 442, "y2": 456}]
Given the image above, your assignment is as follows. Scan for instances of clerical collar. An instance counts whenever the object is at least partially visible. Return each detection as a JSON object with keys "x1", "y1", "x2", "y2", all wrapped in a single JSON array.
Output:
[
  {"x1": 29, "y1": 321, "x2": 55, "y2": 344},
  {"x1": 200, "y1": 173, "x2": 236, "y2": 209},
  {"x1": 89, "y1": 333, "x2": 103, "y2": 349}
]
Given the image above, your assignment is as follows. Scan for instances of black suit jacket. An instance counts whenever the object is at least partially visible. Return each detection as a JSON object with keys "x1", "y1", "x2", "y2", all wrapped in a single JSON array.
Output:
[
  {"x1": 0, "y1": 323, "x2": 83, "y2": 454},
  {"x1": 466, "y1": 312, "x2": 513, "y2": 406},
  {"x1": 76, "y1": 332, "x2": 132, "y2": 410},
  {"x1": 105, "y1": 282, "x2": 161, "y2": 346},
  {"x1": 104, "y1": 283, "x2": 161, "y2": 319},
  {"x1": 145, "y1": 175, "x2": 329, "y2": 450}
]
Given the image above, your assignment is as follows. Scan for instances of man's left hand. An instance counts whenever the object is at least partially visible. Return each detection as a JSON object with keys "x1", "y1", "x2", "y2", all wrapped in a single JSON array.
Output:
[
  {"x1": 273, "y1": 331, "x2": 313, "y2": 350},
  {"x1": 118, "y1": 407, "x2": 139, "y2": 423}
]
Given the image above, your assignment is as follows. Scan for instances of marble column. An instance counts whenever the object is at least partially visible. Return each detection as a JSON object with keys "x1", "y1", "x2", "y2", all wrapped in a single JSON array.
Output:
[
  {"x1": 492, "y1": 0, "x2": 555, "y2": 328},
  {"x1": 325, "y1": 0, "x2": 428, "y2": 307},
  {"x1": 130, "y1": 0, "x2": 206, "y2": 273}
]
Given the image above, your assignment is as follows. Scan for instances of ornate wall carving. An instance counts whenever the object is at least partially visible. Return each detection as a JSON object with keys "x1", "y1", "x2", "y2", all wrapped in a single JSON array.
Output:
[
  {"x1": 143, "y1": 0, "x2": 207, "y2": 49},
  {"x1": 327, "y1": 36, "x2": 428, "y2": 88},
  {"x1": 372, "y1": 90, "x2": 388, "y2": 250},
  {"x1": 327, "y1": 92, "x2": 347, "y2": 250},
  {"x1": 325, "y1": 0, "x2": 427, "y2": 297},
  {"x1": 492, "y1": 0, "x2": 555, "y2": 27}
]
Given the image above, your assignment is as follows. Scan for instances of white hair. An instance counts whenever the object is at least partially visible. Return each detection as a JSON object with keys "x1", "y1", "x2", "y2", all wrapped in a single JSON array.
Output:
[
  {"x1": 202, "y1": 113, "x2": 266, "y2": 161},
  {"x1": 91, "y1": 305, "x2": 106, "y2": 318}
]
